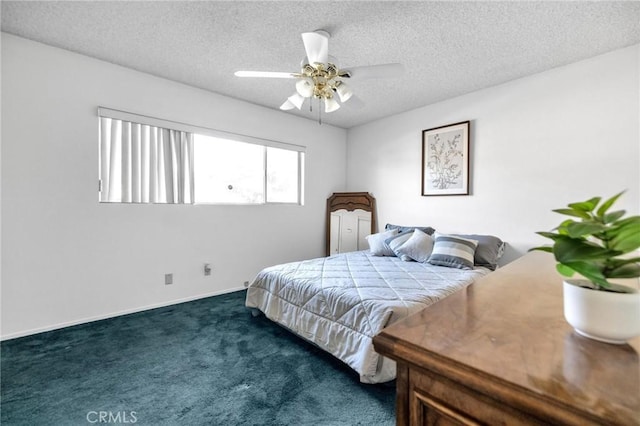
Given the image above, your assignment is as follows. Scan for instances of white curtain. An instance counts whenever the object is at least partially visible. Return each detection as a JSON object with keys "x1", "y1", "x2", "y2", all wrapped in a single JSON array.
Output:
[{"x1": 100, "y1": 117, "x2": 194, "y2": 203}]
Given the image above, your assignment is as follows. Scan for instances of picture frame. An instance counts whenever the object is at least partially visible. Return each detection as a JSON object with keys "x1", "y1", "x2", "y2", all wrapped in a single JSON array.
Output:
[{"x1": 421, "y1": 121, "x2": 470, "y2": 196}]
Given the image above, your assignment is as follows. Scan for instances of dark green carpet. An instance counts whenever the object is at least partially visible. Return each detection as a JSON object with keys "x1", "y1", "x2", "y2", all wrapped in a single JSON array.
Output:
[{"x1": 1, "y1": 290, "x2": 395, "y2": 425}]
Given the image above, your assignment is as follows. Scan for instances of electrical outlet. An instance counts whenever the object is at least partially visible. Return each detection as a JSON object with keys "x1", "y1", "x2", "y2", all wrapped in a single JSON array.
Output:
[
  {"x1": 165, "y1": 273, "x2": 173, "y2": 285},
  {"x1": 204, "y1": 263, "x2": 212, "y2": 276}
]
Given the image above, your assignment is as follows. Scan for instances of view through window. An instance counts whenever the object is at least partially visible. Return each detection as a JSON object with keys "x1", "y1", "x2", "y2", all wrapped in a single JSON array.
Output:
[
  {"x1": 98, "y1": 110, "x2": 305, "y2": 205},
  {"x1": 193, "y1": 135, "x2": 304, "y2": 205}
]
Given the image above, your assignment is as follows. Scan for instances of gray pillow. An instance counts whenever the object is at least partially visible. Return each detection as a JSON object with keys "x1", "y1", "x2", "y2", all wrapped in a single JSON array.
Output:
[
  {"x1": 428, "y1": 234, "x2": 479, "y2": 270},
  {"x1": 454, "y1": 234, "x2": 505, "y2": 270},
  {"x1": 385, "y1": 223, "x2": 435, "y2": 236}
]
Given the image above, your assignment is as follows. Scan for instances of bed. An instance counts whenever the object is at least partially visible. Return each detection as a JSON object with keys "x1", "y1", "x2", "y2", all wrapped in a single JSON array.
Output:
[{"x1": 245, "y1": 230, "x2": 502, "y2": 383}]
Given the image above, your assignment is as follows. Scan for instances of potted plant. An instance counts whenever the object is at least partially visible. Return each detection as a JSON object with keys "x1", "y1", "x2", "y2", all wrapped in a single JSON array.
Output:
[{"x1": 531, "y1": 192, "x2": 640, "y2": 344}]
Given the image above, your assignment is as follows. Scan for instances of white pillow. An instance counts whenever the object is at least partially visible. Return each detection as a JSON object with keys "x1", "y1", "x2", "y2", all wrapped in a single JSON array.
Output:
[
  {"x1": 365, "y1": 228, "x2": 399, "y2": 256},
  {"x1": 395, "y1": 229, "x2": 434, "y2": 263}
]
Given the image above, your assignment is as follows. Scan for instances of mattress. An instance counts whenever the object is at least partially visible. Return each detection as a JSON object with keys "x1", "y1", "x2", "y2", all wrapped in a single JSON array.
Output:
[{"x1": 245, "y1": 250, "x2": 490, "y2": 383}]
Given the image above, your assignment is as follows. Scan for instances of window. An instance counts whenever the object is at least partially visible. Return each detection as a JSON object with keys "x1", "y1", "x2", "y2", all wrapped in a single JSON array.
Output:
[
  {"x1": 193, "y1": 135, "x2": 265, "y2": 204},
  {"x1": 266, "y1": 147, "x2": 301, "y2": 203},
  {"x1": 98, "y1": 108, "x2": 305, "y2": 205}
]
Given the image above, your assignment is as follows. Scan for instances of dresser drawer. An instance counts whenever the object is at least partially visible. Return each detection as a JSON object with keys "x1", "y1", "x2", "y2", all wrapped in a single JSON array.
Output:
[{"x1": 409, "y1": 367, "x2": 545, "y2": 426}]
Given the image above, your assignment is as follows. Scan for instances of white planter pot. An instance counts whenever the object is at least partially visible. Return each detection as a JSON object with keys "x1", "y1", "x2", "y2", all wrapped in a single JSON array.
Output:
[{"x1": 563, "y1": 280, "x2": 640, "y2": 344}]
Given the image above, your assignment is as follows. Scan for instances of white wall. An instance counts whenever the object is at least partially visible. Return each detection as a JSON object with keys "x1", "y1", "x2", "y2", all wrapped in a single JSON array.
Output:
[
  {"x1": 347, "y1": 45, "x2": 640, "y2": 264},
  {"x1": 3, "y1": 34, "x2": 639, "y2": 340},
  {"x1": 1, "y1": 33, "x2": 347, "y2": 339}
]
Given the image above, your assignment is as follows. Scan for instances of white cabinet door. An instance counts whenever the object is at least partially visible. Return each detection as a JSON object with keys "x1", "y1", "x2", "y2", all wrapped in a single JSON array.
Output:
[
  {"x1": 356, "y1": 215, "x2": 371, "y2": 251},
  {"x1": 330, "y1": 209, "x2": 372, "y2": 254},
  {"x1": 329, "y1": 212, "x2": 342, "y2": 255}
]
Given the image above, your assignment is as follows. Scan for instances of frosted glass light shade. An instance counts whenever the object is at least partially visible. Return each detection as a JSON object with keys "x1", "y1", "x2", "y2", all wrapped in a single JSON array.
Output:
[
  {"x1": 335, "y1": 82, "x2": 353, "y2": 102},
  {"x1": 295, "y1": 78, "x2": 314, "y2": 97},
  {"x1": 324, "y1": 97, "x2": 341, "y2": 113}
]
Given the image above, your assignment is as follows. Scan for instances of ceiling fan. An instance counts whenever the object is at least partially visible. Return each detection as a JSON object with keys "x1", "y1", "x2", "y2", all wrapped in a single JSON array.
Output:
[{"x1": 234, "y1": 30, "x2": 404, "y2": 123}]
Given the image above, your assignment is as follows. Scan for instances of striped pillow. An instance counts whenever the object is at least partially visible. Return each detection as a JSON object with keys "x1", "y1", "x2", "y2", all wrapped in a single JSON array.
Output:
[
  {"x1": 427, "y1": 234, "x2": 479, "y2": 270},
  {"x1": 385, "y1": 231, "x2": 415, "y2": 260}
]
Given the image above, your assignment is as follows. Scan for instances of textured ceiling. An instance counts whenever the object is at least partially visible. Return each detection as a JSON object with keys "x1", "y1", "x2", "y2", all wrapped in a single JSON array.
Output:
[{"x1": 2, "y1": 1, "x2": 639, "y2": 129}]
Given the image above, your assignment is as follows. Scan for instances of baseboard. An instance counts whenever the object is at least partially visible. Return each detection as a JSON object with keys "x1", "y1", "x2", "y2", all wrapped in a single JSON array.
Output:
[{"x1": 1, "y1": 287, "x2": 246, "y2": 341}]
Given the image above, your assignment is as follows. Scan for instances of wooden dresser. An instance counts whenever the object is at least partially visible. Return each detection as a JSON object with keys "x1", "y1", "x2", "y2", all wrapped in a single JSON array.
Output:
[{"x1": 373, "y1": 251, "x2": 640, "y2": 425}]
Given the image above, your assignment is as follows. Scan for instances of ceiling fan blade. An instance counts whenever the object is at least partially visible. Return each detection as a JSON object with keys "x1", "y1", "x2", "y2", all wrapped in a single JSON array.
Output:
[
  {"x1": 234, "y1": 71, "x2": 297, "y2": 79},
  {"x1": 285, "y1": 92, "x2": 306, "y2": 110},
  {"x1": 301, "y1": 30, "x2": 329, "y2": 65},
  {"x1": 342, "y1": 63, "x2": 404, "y2": 80},
  {"x1": 280, "y1": 99, "x2": 296, "y2": 110}
]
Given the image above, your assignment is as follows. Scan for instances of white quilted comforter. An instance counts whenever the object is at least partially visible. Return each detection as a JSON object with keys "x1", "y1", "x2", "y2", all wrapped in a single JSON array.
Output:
[{"x1": 245, "y1": 250, "x2": 490, "y2": 383}]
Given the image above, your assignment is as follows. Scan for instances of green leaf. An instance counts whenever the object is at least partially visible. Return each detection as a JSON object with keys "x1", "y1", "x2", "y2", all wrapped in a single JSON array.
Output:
[
  {"x1": 614, "y1": 216, "x2": 640, "y2": 226},
  {"x1": 603, "y1": 210, "x2": 625, "y2": 224},
  {"x1": 529, "y1": 246, "x2": 553, "y2": 253},
  {"x1": 561, "y1": 261, "x2": 609, "y2": 288},
  {"x1": 610, "y1": 225, "x2": 640, "y2": 252},
  {"x1": 569, "y1": 197, "x2": 601, "y2": 213},
  {"x1": 596, "y1": 191, "x2": 624, "y2": 217},
  {"x1": 553, "y1": 237, "x2": 612, "y2": 263},
  {"x1": 607, "y1": 257, "x2": 640, "y2": 268},
  {"x1": 535, "y1": 231, "x2": 563, "y2": 241},
  {"x1": 555, "y1": 219, "x2": 576, "y2": 236},
  {"x1": 556, "y1": 263, "x2": 575, "y2": 277},
  {"x1": 610, "y1": 237, "x2": 640, "y2": 254},
  {"x1": 566, "y1": 222, "x2": 607, "y2": 238},
  {"x1": 603, "y1": 216, "x2": 640, "y2": 240},
  {"x1": 552, "y1": 208, "x2": 591, "y2": 220},
  {"x1": 608, "y1": 263, "x2": 640, "y2": 279}
]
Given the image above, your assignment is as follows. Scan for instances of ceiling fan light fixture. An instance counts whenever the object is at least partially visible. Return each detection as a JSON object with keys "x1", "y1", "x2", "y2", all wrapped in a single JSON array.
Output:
[
  {"x1": 234, "y1": 29, "x2": 404, "y2": 124},
  {"x1": 335, "y1": 81, "x2": 353, "y2": 103},
  {"x1": 295, "y1": 78, "x2": 314, "y2": 98},
  {"x1": 324, "y1": 97, "x2": 341, "y2": 113}
]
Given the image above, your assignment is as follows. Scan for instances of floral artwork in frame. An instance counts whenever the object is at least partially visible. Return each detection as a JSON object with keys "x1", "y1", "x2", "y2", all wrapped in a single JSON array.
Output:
[{"x1": 421, "y1": 121, "x2": 470, "y2": 196}]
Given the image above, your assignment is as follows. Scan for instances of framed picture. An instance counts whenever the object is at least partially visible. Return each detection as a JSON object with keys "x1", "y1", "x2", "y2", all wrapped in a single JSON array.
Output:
[{"x1": 421, "y1": 121, "x2": 470, "y2": 196}]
